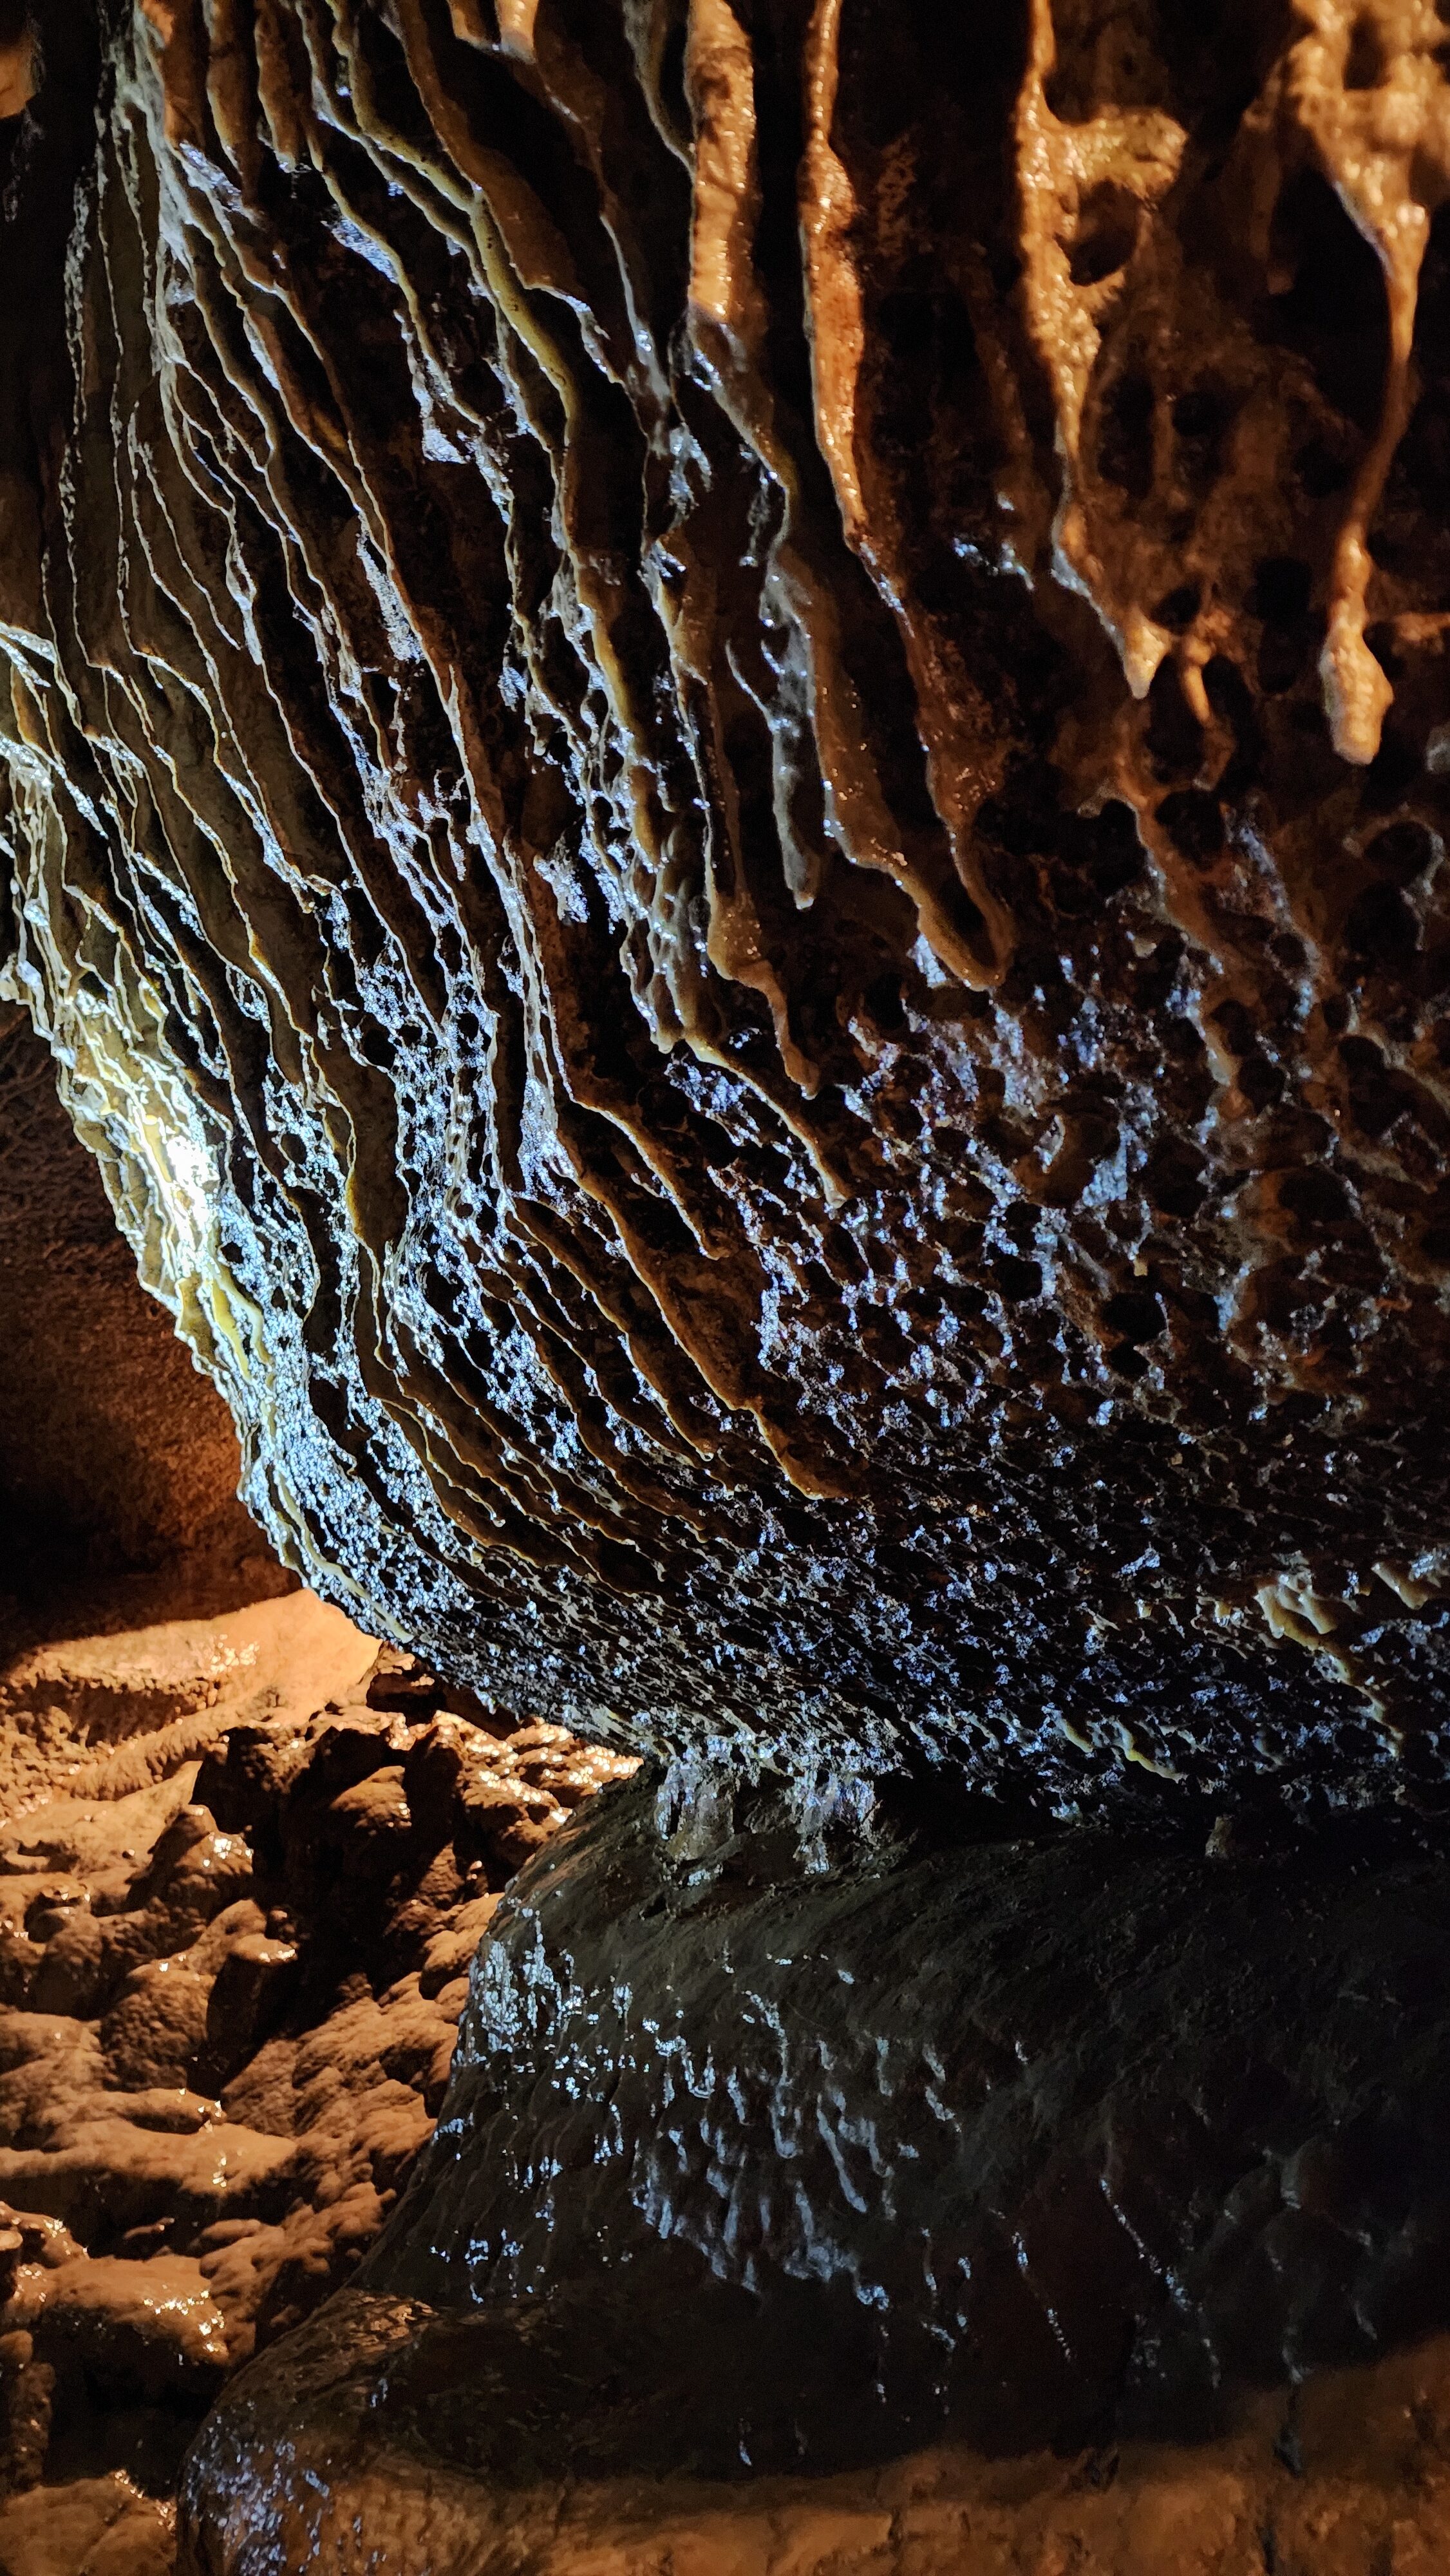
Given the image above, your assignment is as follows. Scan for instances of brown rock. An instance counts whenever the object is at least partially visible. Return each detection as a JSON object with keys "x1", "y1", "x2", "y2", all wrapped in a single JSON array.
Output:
[
  {"x1": 400, "y1": 1723, "x2": 476, "y2": 1850},
  {"x1": 0, "y1": 1587, "x2": 628, "y2": 2555},
  {"x1": 99, "y1": 1965, "x2": 214, "y2": 2098},
  {"x1": 451, "y1": 1779, "x2": 561, "y2": 1882},
  {"x1": 203, "y1": 1941, "x2": 299, "y2": 2081}
]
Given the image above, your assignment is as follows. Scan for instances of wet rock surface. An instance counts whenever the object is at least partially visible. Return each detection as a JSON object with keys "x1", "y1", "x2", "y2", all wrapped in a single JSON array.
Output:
[
  {"x1": 8, "y1": 1, "x2": 1450, "y2": 1802},
  {"x1": 180, "y1": 2313, "x2": 1450, "y2": 2576},
  {"x1": 380, "y1": 1779, "x2": 1450, "y2": 2459},
  {"x1": 0, "y1": 1593, "x2": 632, "y2": 2571},
  {"x1": 183, "y1": 1770, "x2": 1450, "y2": 2570}
]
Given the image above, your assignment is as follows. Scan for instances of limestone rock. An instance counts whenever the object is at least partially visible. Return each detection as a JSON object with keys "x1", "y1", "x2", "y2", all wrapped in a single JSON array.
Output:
[
  {"x1": 178, "y1": 2309, "x2": 1450, "y2": 2576},
  {"x1": 6, "y1": 3, "x2": 1450, "y2": 1804},
  {"x1": 6, "y1": 5, "x2": 1450, "y2": 2569},
  {"x1": 180, "y1": 1768, "x2": 1450, "y2": 2573},
  {"x1": 0, "y1": 1588, "x2": 632, "y2": 2564}
]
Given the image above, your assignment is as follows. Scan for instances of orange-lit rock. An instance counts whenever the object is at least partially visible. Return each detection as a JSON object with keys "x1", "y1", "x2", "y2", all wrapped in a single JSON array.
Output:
[
  {"x1": 0, "y1": 1016, "x2": 284, "y2": 1638},
  {"x1": 0, "y1": 1587, "x2": 632, "y2": 2570}
]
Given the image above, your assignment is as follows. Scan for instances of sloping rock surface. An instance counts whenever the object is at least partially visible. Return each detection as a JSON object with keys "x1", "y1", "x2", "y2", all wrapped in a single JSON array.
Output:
[
  {"x1": 0, "y1": 1012, "x2": 281, "y2": 1625},
  {"x1": 179, "y1": 2313, "x2": 1450, "y2": 2576},
  {"x1": 364, "y1": 1778, "x2": 1450, "y2": 2461},
  {"x1": 182, "y1": 1768, "x2": 1450, "y2": 2572}
]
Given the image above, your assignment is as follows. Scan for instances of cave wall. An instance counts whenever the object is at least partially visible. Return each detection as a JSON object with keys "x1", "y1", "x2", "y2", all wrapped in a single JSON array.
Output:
[
  {"x1": 8, "y1": 2, "x2": 1450, "y2": 1812},
  {"x1": 0, "y1": 1011, "x2": 278, "y2": 1624}
]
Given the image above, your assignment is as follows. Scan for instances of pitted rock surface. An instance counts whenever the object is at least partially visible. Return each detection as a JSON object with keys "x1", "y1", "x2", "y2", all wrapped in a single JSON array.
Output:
[
  {"x1": 7, "y1": 3, "x2": 1450, "y2": 1801},
  {"x1": 8, "y1": 8, "x2": 1450, "y2": 2567}
]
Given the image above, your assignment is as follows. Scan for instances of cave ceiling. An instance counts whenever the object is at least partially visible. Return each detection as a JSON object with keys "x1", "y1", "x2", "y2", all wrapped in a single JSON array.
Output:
[{"x1": 3, "y1": 0, "x2": 1450, "y2": 1816}]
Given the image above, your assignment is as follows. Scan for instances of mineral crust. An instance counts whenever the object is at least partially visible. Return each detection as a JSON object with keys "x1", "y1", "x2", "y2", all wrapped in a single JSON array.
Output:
[
  {"x1": 8, "y1": 1, "x2": 1450, "y2": 1806},
  {"x1": 8, "y1": 2, "x2": 1450, "y2": 2567}
]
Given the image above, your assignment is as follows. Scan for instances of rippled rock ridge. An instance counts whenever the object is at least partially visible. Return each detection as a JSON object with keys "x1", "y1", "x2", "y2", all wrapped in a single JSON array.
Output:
[{"x1": 6, "y1": 0, "x2": 1450, "y2": 1806}]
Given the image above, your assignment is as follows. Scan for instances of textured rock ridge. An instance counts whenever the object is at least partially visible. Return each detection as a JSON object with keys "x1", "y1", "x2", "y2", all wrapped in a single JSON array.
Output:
[
  {"x1": 7, "y1": 6, "x2": 1450, "y2": 2566},
  {"x1": 8, "y1": 2, "x2": 1450, "y2": 1803}
]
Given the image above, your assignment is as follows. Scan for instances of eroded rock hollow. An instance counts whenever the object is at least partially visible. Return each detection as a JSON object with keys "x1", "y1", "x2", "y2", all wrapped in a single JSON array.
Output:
[{"x1": 5, "y1": 0, "x2": 1450, "y2": 2566}]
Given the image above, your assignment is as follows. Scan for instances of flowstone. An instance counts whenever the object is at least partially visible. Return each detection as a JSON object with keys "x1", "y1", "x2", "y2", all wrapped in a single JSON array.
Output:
[{"x1": 182, "y1": 1769, "x2": 1450, "y2": 2573}]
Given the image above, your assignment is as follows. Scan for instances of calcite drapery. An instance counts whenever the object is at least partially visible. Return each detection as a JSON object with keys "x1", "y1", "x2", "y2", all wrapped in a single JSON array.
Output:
[{"x1": 10, "y1": 0, "x2": 1450, "y2": 1812}]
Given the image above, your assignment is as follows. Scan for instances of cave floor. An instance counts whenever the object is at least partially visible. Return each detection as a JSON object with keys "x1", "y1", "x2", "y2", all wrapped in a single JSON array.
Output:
[
  {"x1": 0, "y1": 1576, "x2": 631, "y2": 2575},
  {"x1": 4, "y1": 1579, "x2": 1450, "y2": 2572}
]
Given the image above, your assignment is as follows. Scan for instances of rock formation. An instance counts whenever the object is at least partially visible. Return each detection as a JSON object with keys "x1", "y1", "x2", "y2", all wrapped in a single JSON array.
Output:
[
  {"x1": 0, "y1": 1587, "x2": 633, "y2": 2572},
  {"x1": 10, "y1": 0, "x2": 1450, "y2": 1801},
  {"x1": 3, "y1": 0, "x2": 1450, "y2": 2566}
]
